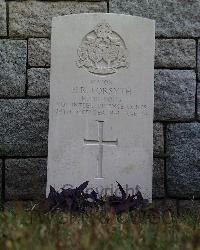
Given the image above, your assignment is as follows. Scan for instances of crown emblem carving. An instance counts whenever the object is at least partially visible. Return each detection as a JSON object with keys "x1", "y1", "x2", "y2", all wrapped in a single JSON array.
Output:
[{"x1": 77, "y1": 23, "x2": 129, "y2": 75}]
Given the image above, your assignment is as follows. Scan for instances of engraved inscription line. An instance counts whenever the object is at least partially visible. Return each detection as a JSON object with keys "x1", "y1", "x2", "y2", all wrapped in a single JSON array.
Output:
[{"x1": 84, "y1": 121, "x2": 118, "y2": 179}]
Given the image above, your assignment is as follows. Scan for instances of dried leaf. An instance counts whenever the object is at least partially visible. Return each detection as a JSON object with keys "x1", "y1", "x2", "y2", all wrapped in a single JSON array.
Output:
[
  {"x1": 77, "y1": 181, "x2": 89, "y2": 192},
  {"x1": 116, "y1": 181, "x2": 126, "y2": 199},
  {"x1": 34, "y1": 181, "x2": 148, "y2": 214}
]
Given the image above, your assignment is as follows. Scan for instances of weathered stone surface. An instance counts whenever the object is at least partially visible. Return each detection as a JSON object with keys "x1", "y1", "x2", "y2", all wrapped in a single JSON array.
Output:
[
  {"x1": 9, "y1": 1, "x2": 107, "y2": 37},
  {"x1": 179, "y1": 200, "x2": 200, "y2": 214},
  {"x1": 110, "y1": 0, "x2": 200, "y2": 37},
  {"x1": 0, "y1": 160, "x2": 2, "y2": 202},
  {"x1": 198, "y1": 40, "x2": 200, "y2": 81},
  {"x1": 152, "y1": 199, "x2": 177, "y2": 214},
  {"x1": 155, "y1": 39, "x2": 196, "y2": 68},
  {"x1": 27, "y1": 68, "x2": 50, "y2": 97},
  {"x1": 153, "y1": 158, "x2": 165, "y2": 198},
  {"x1": 5, "y1": 158, "x2": 47, "y2": 200},
  {"x1": 153, "y1": 123, "x2": 164, "y2": 156},
  {"x1": 154, "y1": 70, "x2": 196, "y2": 121},
  {"x1": 28, "y1": 38, "x2": 51, "y2": 67},
  {"x1": 0, "y1": 40, "x2": 27, "y2": 97},
  {"x1": 0, "y1": 1, "x2": 6, "y2": 36},
  {"x1": 198, "y1": 83, "x2": 200, "y2": 120},
  {"x1": 0, "y1": 99, "x2": 49, "y2": 156},
  {"x1": 47, "y1": 14, "x2": 155, "y2": 200},
  {"x1": 166, "y1": 123, "x2": 200, "y2": 198}
]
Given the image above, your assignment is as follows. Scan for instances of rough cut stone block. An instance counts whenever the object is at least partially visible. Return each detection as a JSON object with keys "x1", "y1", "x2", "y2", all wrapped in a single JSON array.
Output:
[
  {"x1": 27, "y1": 68, "x2": 50, "y2": 97},
  {"x1": 5, "y1": 158, "x2": 47, "y2": 200},
  {"x1": 179, "y1": 200, "x2": 200, "y2": 214},
  {"x1": 155, "y1": 39, "x2": 196, "y2": 68},
  {"x1": 0, "y1": 160, "x2": 2, "y2": 202},
  {"x1": 0, "y1": 99, "x2": 49, "y2": 156},
  {"x1": 0, "y1": 40, "x2": 27, "y2": 97},
  {"x1": 152, "y1": 199, "x2": 177, "y2": 214},
  {"x1": 9, "y1": 1, "x2": 107, "y2": 37},
  {"x1": 28, "y1": 38, "x2": 51, "y2": 67},
  {"x1": 0, "y1": 1, "x2": 6, "y2": 36},
  {"x1": 166, "y1": 123, "x2": 200, "y2": 198},
  {"x1": 110, "y1": 0, "x2": 200, "y2": 37},
  {"x1": 153, "y1": 158, "x2": 165, "y2": 198},
  {"x1": 198, "y1": 40, "x2": 200, "y2": 81},
  {"x1": 153, "y1": 123, "x2": 164, "y2": 156},
  {"x1": 198, "y1": 83, "x2": 200, "y2": 120},
  {"x1": 154, "y1": 70, "x2": 196, "y2": 121}
]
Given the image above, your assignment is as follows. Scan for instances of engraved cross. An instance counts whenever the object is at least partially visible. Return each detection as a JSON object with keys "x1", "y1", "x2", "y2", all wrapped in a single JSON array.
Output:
[{"x1": 84, "y1": 121, "x2": 118, "y2": 179}]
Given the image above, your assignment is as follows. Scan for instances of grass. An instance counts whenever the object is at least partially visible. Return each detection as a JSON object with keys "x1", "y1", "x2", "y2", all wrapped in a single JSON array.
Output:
[{"x1": 0, "y1": 205, "x2": 200, "y2": 250}]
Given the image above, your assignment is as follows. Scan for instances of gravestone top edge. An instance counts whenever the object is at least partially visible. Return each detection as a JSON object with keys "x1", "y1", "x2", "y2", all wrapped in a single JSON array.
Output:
[{"x1": 52, "y1": 13, "x2": 155, "y2": 25}]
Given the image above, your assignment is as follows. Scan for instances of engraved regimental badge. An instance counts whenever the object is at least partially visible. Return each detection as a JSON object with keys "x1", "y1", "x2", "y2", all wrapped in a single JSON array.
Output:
[{"x1": 77, "y1": 23, "x2": 129, "y2": 75}]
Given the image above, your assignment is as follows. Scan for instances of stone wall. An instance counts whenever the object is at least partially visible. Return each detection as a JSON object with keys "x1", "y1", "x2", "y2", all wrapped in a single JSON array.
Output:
[{"x1": 0, "y1": 0, "x2": 199, "y2": 213}]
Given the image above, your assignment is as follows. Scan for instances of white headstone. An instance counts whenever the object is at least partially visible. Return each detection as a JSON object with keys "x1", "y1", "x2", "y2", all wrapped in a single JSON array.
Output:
[{"x1": 47, "y1": 13, "x2": 155, "y2": 200}]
